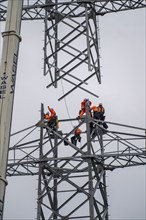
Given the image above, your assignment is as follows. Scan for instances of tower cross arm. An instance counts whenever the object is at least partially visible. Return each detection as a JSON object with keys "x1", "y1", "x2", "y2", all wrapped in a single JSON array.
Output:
[
  {"x1": 0, "y1": 0, "x2": 146, "y2": 21},
  {"x1": 101, "y1": 151, "x2": 146, "y2": 170},
  {"x1": 93, "y1": 0, "x2": 146, "y2": 15}
]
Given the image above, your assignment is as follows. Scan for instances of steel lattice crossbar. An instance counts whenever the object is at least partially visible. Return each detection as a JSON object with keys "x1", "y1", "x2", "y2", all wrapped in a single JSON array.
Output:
[{"x1": 0, "y1": 0, "x2": 146, "y2": 21}]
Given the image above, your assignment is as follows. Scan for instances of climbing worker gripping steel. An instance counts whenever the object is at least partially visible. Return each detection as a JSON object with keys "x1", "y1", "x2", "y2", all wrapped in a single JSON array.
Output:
[
  {"x1": 44, "y1": 106, "x2": 59, "y2": 130},
  {"x1": 78, "y1": 98, "x2": 92, "y2": 118},
  {"x1": 77, "y1": 98, "x2": 93, "y2": 134}
]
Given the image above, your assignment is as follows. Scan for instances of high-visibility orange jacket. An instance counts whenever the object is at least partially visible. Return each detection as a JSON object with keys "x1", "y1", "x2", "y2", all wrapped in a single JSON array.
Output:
[
  {"x1": 97, "y1": 106, "x2": 105, "y2": 113},
  {"x1": 79, "y1": 100, "x2": 92, "y2": 117},
  {"x1": 44, "y1": 107, "x2": 56, "y2": 121},
  {"x1": 75, "y1": 128, "x2": 81, "y2": 135},
  {"x1": 81, "y1": 100, "x2": 92, "y2": 110},
  {"x1": 48, "y1": 106, "x2": 56, "y2": 117},
  {"x1": 91, "y1": 105, "x2": 105, "y2": 113},
  {"x1": 90, "y1": 106, "x2": 98, "y2": 112}
]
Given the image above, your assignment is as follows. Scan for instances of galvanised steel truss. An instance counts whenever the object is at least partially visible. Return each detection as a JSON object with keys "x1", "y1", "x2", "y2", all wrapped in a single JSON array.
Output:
[
  {"x1": 1, "y1": 0, "x2": 146, "y2": 101},
  {"x1": 0, "y1": 0, "x2": 146, "y2": 219},
  {"x1": 1, "y1": 0, "x2": 146, "y2": 21},
  {"x1": 7, "y1": 103, "x2": 146, "y2": 219}
]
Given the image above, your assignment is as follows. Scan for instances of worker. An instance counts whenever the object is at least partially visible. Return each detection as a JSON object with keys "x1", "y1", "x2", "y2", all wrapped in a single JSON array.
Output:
[
  {"x1": 44, "y1": 106, "x2": 59, "y2": 130},
  {"x1": 91, "y1": 103, "x2": 108, "y2": 129},
  {"x1": 96, "y1": 103, "x2": 105, "y2": 121},
  {"x1": 78, "y1": 98, "x2": 92, "y2": 118},
  {"x1": 71, "y1": 127, "x2": 81, "y2": 146},
  {"x1": 90, "y1": 105, "x2": 99, "y2": 119}
]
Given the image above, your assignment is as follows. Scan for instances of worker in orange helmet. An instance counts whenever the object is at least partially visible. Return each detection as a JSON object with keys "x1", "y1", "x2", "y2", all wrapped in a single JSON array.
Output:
[
  {"x1": 90, "y1": 103, "x2": 105, "y2": 119},
  {"x1": 78, "y1": 98, "x2": 92, "y2": 118},
  {"x1": 91, "y1": 103, "x2": 108, "y2": 129},
  {"x1": 71, "y1": 127, "x2": 81, "y2": 146},
  {"x1": 44, "y1": 106, "x2": 58, "y2": 130},
  {"x1": 90, "y1": 105, "x2": 99, "y2": 119}
]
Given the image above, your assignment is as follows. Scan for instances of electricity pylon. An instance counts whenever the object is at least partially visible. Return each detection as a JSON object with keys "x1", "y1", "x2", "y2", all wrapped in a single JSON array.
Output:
[
  {"x1": 8, "y1": 103, "x2": 146, "y2": 219},
  {"x1": 0, "y1": 0, "x2": 146, "y2": 219}
]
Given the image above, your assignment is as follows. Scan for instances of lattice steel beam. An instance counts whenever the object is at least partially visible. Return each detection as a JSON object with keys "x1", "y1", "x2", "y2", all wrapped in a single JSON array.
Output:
[
  {"x1": 0, "y1": 0, "x2": 146, "y2": 21},
  {"x1": 6, "y1": 103, "x2": 146, "y2": 219},
  {"x1": 7, "y1": 116, "x2": 146, "y2": 176},
  {"x1": 1, "y1": 0, "x2": 146, "y2": 98},
  {"x1": 44, "y1": 2, "x2": 101, "y2": 98}
]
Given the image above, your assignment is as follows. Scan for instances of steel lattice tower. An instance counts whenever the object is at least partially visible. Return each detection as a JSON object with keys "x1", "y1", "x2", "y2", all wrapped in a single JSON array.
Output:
[{"x1": 0, "y1": 0, "x2": 146, "y2": 220}]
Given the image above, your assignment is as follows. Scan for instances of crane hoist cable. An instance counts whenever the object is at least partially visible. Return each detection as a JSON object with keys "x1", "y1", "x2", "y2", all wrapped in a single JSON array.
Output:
[{"x1": 60, "y1": 79, "x2": 74, "y2": 128}]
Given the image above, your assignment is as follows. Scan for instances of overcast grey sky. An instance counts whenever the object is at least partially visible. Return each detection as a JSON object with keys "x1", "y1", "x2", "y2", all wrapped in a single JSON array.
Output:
[{"x1": 0, "y1": 4, "x2": 146, "y2": 220}]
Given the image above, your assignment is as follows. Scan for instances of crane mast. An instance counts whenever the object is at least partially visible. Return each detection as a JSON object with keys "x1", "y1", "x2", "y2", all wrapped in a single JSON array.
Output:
[{"x1": 0, "y1": 0, "x2": 23, "y2": 218}]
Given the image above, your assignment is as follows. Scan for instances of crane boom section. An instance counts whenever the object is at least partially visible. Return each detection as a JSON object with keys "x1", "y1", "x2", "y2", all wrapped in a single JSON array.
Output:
[{"x1": 0, "y1": 0, "x2": 23, "y2": 219}]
